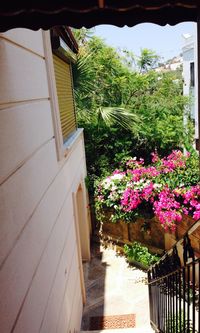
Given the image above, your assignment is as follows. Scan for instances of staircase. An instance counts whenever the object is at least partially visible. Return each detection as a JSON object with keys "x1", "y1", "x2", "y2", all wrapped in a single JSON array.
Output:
[
  {"x1": 148, "y1": 219, "x2": 200, "y2": 333},
  {"x1": 81, "y1": 244, "x2": 154, "y2": 332}
]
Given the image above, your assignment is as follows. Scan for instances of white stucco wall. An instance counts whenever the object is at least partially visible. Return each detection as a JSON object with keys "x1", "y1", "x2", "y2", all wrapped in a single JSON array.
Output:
[
  {"x1": 0, "y1": 29, "x2": 90, "y2": 333},
  {"x1": 182, "y1": 31, "x2": 199, "y2": 139}
]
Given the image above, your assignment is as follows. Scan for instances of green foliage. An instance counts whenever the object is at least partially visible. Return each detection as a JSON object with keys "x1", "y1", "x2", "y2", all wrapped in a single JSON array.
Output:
[
  {"x1": 124, "y1": 242, "x2": 160, "y2": 267},
  {"x1": 72, "y1": 27, "x2": 94, "y2": 46},
  {"x1": 137, "y1": 48, "x2": 160, "y2": 73},
  {"x1": 166, "y1": 312, "x2": 197, "y2": 333},
  {"x1": 153, "y1": 151, "x2": 199, "y2": 189},
  {"x1": 72, "y1": 29, "x2": 194, "y2": 194}
]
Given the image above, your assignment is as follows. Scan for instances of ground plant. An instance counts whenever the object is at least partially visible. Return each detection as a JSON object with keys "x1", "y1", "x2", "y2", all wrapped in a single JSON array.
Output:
[{"x1": 124, "y1": 242, "x2": 160, "y2": 267}]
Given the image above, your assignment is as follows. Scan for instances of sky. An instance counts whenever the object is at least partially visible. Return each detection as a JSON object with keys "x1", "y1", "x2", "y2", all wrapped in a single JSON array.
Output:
[{"x1": 94, "y1": 22, "x2": 196, "y2": 61}]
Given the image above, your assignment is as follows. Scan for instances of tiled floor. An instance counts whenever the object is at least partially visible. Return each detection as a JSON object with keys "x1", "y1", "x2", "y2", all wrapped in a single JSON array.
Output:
[{"x1": 81, "y1": 243, "x2": 152, "y2": 331}]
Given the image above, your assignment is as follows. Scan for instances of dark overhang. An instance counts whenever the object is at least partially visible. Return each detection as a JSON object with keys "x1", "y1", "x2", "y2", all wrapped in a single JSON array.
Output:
[
  {"x1": 51, "y1": 27, "x2": 78, "y2": 54},
  {"x1": 51, "y1": 27, "x2": 78, "y2": 63},
  {"x1": 0, "y1": 1, "x2": 199, "y2": 32}
]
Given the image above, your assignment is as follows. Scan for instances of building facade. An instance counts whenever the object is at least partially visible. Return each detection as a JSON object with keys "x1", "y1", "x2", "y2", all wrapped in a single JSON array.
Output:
[
  {"x1": 182, "y1": 32, "x2": 199, "y2": 144},
  {"x1": 0, "y1": 28, "x2": 91, "y2": 333}
]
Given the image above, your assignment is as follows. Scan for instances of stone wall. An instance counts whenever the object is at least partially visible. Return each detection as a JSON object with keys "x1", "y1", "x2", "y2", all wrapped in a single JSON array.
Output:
[
  {"x1": 101, "y1": 217, "x2": 165, "y2": 254},
  {"x1": 100, "y1": 214, "x2": 198, "y2": 256},
  {"x1": 165, "y1": 215, "x2": 200, "y2": 255}
]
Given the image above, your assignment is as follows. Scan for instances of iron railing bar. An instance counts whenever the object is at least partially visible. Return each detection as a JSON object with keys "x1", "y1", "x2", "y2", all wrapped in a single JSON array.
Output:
[
  {"x1": 175, "y1": 272, "x2": 178, "y2": 333},
  {"x1": 157, "y1": 282, "x2": 159, "y2": 328},
  {"x1": 150, "y1": 320, "x2": 163, "y2": 332},
  {"x1": 158, "y1": 280, "x2": 160, "y2": 329},
  {"x1": 167, "y1": 276, "x2": 170, "y2": 333},
  {"x1": 170, "y1": 275, "x2": 173, "y2": 333},
  {"x1": 159, "y1": 281, "x2": 162, "y2": 329},
  {"x1": 183, "y1": 266, "x2": 186, "y2": 333},
  {"x1": 192, "y1": 261, "x2": 195, "y2": 333},
  {"x1": 187, "y1": 265, "x2": 190, "y2": 332},
  {"x1": 165, "y1": 277, "x2": 168, "y2": 332},
  {"x1": 148, "y1": 268, "x2": 181, "y2": 285},
  {"x1": 163, "y1": 281, "x2": 165, "y2": 331},
  {"x1": 148, "y1": 258, "x2": 200, "y2": 285},
  {"x1": 149, "y1": 260, "x2": 200, "y2": 333},
  {"x1": 148, "y1": 222, "x2": 200, "y2": 333},
  {"x1": 172, "y1": 274, "x2": 175, "y2": 332},
  {"x1": 179, "y1": 270, "x2": 182, "y2": 333},
  {"x1": 198, "y1": 262, "x2": 200, "y2": 332}
]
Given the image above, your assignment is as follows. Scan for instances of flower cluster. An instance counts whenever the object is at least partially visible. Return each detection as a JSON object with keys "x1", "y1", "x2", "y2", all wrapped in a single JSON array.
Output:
[
  {"x1": 180, "y1": 185, "x2": 200, "y2": 220},
  {"x1": 153, "y1": 187, "x2": 182, "y2": 231},
  {"x1": 95, "y1": 150, "x2": 200, "y2": 231}
]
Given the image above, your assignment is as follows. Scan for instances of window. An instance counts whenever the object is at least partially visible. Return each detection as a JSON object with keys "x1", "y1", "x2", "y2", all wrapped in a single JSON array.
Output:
[
  {"x1": 51, "y1": 27, "x2": 78, "y2": 144},
  {"x1": 190, "y1": 62, "x2": 195, "y2": 87},
  {"x1": 53, "y1": 54, "x2": 77, "y2": 143}
]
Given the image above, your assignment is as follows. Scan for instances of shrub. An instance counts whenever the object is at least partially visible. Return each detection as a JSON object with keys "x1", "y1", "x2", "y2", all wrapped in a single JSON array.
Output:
[
  {"x1": 95, "y1": 150, "x2": 200, "y2": 231},
  {"x1": 124, "y1": 242, "x2": 160, "y2": 267}
]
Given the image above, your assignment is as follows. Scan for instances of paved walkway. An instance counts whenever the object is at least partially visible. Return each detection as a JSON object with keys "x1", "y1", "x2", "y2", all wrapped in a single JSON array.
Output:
[{"x1": 81, "y1": 243, "x2": 152, "y2": 331}]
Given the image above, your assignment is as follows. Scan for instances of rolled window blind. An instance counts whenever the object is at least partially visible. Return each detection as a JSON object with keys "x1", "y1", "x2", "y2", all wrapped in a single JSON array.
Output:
[{"x1": 53, "y1": 54, "x2": 76, "y2": 143}]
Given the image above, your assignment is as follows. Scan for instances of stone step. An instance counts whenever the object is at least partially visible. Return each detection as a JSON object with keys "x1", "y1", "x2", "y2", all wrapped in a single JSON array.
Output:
[{"x1": 81, "y1": 326, "x2": 154, "y2": 333}]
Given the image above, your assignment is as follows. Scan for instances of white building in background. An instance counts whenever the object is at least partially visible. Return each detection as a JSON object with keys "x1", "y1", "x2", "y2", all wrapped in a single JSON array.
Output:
[
  {"x1": 182, "y1": 32, "x2": 199, "y2": 145},
  {"x1": 155, "y1": 56, "x2": 182, "y2": 73}
]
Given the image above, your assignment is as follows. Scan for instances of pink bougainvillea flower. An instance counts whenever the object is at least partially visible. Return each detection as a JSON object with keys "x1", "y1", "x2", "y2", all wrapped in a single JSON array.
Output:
[
  {"x1": 141, "y1": 182, "x2": 154, "y2": 201},
  {"x1": 121, "y1": 188, "x2": 141, "y2": 211},
  {"x1": 193, "y1": 210, "x2": 200, "y2": 220},
  {"x1": 151, "y1": 151, "x2": 159, "y2": 163},
  {"x1": 95, "y1": 150, "x2": 199, "y2": 231}
]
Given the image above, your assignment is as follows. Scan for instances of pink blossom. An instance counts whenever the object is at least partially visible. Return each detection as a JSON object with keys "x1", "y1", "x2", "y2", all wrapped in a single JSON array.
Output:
[
  {"x1": 141, "y1": 182, "x2": 154, "y2": 201},
  {"x1": 153, "y1": 187, "x2": 182, "y2": 230},
  {"x1": 95, "y1": 150, "x2": 199, "y2": 231},
  {"x1": 126, "y1": 157, "x2": 144, "y2": 169},
  {"x1": 193, "y1": 211, "x2": 200, "y2": 220},
  {"x1": 159, "y1": 150, "x2": 187, "y2": 173},
  {"x1": 112, "y1": 170, "x2": 126, "y2": 176},
  {"x1": 151, "y1": 151, "x2": 159, "y2": 163},
  {"x1": 186, "y1": 151, "x2": 191, "y2": 158},
  {"x1": 121, "y1": 188, "x2": 141, "y2": 211},
  {"x1": 97, "y1": 195, "x2": 104, "y2": 202}
]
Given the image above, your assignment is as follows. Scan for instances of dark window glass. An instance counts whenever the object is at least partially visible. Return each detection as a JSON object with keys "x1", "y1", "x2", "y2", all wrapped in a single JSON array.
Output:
[{"x1": 190, "y1": 62, "x2": 195, "y2": 87}]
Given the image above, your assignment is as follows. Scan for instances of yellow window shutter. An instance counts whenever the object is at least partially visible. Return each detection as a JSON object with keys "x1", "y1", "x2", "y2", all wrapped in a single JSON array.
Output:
[{"x1": 53, "y1": 54, "x2": 77, "y2": 143}]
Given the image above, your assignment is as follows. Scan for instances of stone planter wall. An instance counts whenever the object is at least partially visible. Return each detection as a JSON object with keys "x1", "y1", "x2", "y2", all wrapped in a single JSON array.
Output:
[
  {"x1": 164, "y1": 215, "x2": 199, "y2": 256},
  {"x1": 101, "y1": 216, "x2": 165, "y2": 254},
  {"x1": 101, "y1": 212, "x2": 198, "y2": 257},
  {"x1": 164, "y1": 215, "x2": 199, "y2": 280}
]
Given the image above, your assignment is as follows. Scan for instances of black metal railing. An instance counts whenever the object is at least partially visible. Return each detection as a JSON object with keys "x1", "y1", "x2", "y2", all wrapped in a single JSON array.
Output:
[{"x1": 148, "y1": 220, "x2": 200, "y2": 333}]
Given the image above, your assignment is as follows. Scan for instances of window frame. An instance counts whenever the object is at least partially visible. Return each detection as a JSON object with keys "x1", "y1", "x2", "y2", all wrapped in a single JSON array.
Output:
[
  {"x1": 52, "y1": 53, "x2": 77, "y2": 145},
  {"x1": 42, "y1": 30, "x2": 78, "y2": 160}
]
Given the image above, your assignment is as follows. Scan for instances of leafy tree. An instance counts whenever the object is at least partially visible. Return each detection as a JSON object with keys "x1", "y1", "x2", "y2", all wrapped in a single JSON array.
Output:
[
  {"x1": 137, "y1": 48, "x2": 160, "y2": 73},
  {"x1": 72, "y1": 29, "x2": 193, "y2": 193}
]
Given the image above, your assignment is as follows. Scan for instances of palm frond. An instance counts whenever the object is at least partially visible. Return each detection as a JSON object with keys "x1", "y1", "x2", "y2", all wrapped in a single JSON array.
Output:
[
  {"x1": 73, "y1": 49, "x2": 96, "y2": 96},
  {"x1": 99, "y1": 107, "x2": 140, "y2": 131}
]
